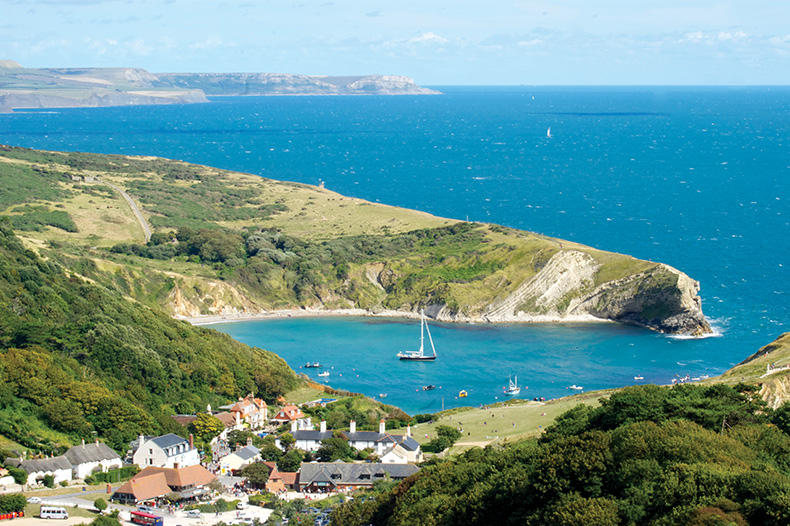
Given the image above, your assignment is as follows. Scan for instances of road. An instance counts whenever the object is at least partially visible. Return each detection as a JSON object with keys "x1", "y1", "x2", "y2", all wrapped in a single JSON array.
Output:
[{"x1": 99, "y1": 177, "x2": 152, "y2": 243}]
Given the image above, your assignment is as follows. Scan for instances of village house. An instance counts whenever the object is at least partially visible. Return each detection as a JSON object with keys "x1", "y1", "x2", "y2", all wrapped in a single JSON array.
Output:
[
  {"x1": 345, "y1": 421, "x2": 423, "y2": 463},
  {"x1": 263, "y1": 462, "x2": 299, "y2": 494},
  {"x1": 218, "y1": 394, "x2": 268, "y2": 430},
  {"x1": 132, "y1": 433, "x2": 200, "y2": 469},
  {"x1": 281, "y1": 420, "x2": 333, "y2": 452},
  {"x1": 64, "y1": 439, "x2": 123, "y2": 479},
  {"x1": 218, "y1": 439, "x2": 261, "y2": 476},
  {"x1": 3, "y1": 455, "x2": 72, "y2": 487},
  {"x1": 270, "y1": 404, "x2": 311, "y2": 429},
  {"x1": 112, "y1": 464, "x2": 216, "y2": 505},
  {"x1": 298, "y1": 462, "x2": 419, "y2": 493}
]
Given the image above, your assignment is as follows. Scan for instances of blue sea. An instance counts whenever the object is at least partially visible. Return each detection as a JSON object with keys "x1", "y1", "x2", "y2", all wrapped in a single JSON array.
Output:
[{"x1": 2, "y1": 86, "x2": 788, "y2": 414}]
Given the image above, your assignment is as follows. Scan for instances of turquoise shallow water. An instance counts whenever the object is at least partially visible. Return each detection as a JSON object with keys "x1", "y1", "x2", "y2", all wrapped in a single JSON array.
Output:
[{"x1": 1, "y1": 86, "x2": 788, "y2": 413}]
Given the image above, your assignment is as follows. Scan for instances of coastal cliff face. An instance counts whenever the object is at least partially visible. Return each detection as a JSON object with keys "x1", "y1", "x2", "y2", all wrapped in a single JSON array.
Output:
[
  {"x1": 0, "y1": 61, "x2": 439, "y2": 111},
  {"x1": 424, "y1": 250, "x2": 711, "y2": 336},
  {"x1": 153, "y1": 72, "x2": 440, "y2": 96}
]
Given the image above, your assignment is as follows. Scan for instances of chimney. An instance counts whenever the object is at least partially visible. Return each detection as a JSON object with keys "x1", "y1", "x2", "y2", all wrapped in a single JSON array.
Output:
[
  {"x1": 236, "y1": 444, "x2": 242, "y2": 452},
  {"x1": 290, "y1": 420, "x2": 297, "y2": 433},
  {"x1": 189, "y1": 434, "x2": 194, "y2": 449},
  {"x1": 406, "y1": 424, "x2": 411, "y2": 438},
  {"x1": 247, "y1": 437, "x2": 253, "y2": 447},
  {"x1": 174, "y1": 462, "x2": 180, "y2": 470},
  {"x1": 139, "y1": 434, "x2": 145, "y2": 448},
  {"x1": 95, "y1": 438, "x2": 99, "y2": 446},
  {"x1": 349, "y1": 420, "x2": 356, "y2": 434},
  {"x1": 81, "y1": 439, "x2": 85, "y2": 446},
  {"x1": 320, "y1": 420, "x2": 326, "y2": 433},
  {"x1": 379, "y1": 420, "x2": 386, "y2": 434}
]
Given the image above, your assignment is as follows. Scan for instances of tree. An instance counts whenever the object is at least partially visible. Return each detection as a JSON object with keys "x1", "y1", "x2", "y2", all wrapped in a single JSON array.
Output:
[
  {"x1": 277, "y1": 448, "x2": 304, "y2": 472},
  {"x1": 190, "y1": 413, "x2": 225, "y2": 444},
  {"x1": 316, "y1": 437, "x2": 355, "y2": 462},
  {"x1": 278, "y1": 432, "x2": 295, "y2": 451},
  {"x1": 93, "y1": 498, "x2": 108, "y2": 513},
  {"x1": 0, "y1": 494, "x2": 26, "y2": 513},
  {"x1": 240, "y1": 462, "x2": 271, "y2": 487}
]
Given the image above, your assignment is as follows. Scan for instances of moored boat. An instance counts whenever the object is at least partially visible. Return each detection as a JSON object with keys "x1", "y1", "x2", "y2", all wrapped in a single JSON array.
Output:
[{"x1": 397, "y1": 309, "x2": 437, "y2": 361}]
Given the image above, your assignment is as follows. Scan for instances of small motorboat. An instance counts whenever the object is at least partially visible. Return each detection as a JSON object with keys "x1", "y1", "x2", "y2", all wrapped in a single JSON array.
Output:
[
  {"x1": 422, "y1": 385, "x2": 436, "y2": 391},
  {"x1": 459, "y1": 390, "x2": 468, "y2": 397},
  {"x1": 568, "y1": 385, "x2": 583, "y2": 390},
  {"x1": 318, "y1": 371, "x2": 330, "y2": 377},
  {"x1": 379, "y1": 393, "x2": 387, "y2": 398},
  {"x1": 304, "y1": 362, "x2": 321, "y2": 368},
  {"x1": 634, "y1": 375, "x2": 644, "y2": 380}
]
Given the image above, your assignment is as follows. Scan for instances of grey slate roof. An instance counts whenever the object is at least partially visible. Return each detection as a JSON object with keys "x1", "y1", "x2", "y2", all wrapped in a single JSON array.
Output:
[
  {"x1": 344, "y1": 431, "x2": 382, "y2": 442},
  {"x1": 4, "y1": 456, "x2": 72, "y2": 474},
  {"x1": 299, "y1": 462, "x2": 419, "y2": 487},
  {"x1": 292, "y1": 430, "x2": 334, "y2": 441},
  {"x1": 64, "y1": 443, "x2": 120, "y2": 465},
  {"x1": 235, "y1": 445, "x2": 260, "y2": 461},
  {"x1": 397, "y1": 436, "x2": 421, "y2": 452},
  {"x1": 150, "y1": 433, "x2": 189, "y2": 450}
]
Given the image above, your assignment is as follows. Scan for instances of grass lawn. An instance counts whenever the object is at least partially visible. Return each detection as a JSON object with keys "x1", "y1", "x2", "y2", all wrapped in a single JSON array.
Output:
[{"x1": 391, "y1": 390, "x2": 609, "y2": 454}]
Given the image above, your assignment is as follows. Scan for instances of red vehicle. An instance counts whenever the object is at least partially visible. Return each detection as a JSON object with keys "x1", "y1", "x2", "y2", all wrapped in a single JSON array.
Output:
[{"x1": 130, "y1": 511, "x2": 164, "y2": 526}]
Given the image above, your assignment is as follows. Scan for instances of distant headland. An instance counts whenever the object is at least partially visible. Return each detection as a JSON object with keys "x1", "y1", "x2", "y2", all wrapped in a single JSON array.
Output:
[{"x1": 0, "y1": 60, "x2": 440, "y2": 112}]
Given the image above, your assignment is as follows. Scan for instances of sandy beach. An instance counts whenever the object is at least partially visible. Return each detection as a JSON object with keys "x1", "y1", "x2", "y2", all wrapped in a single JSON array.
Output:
[{"x1": 175, "y1": 308, "x2": 608, "y2": 327}]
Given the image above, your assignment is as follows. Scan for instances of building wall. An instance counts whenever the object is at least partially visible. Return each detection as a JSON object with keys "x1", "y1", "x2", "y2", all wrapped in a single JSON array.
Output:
[
  {"x1": 26, "y1": 467, "x2": 72, "y2": 486},
  {"x1": 74, "y1": 458, "x2": 123, "y2": 479}
]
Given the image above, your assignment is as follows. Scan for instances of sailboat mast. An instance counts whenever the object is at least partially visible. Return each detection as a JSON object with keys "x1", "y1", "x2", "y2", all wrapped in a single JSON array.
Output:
[{"x1": 419, "y1": 309, "x2": 425, "y2": 355}]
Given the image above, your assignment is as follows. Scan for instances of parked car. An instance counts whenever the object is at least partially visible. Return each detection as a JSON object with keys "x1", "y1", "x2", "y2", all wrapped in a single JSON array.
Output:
[
  {"x1": 27, "y1": 497, "x2": 42, "y2": 504},
  {"x1": 137, "y1": 505, "x2": 157, "y2": 513},
  {"x1": 236, "y1": 501, "x2": 248, "y2": 510},
  {"x1": 186, "y1": 510, "x2": 202, "y2": 518}
]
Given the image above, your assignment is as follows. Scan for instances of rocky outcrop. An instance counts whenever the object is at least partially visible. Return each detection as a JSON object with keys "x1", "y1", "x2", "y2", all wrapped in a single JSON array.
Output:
[{"x1": 445, "y1": 250, "x2": 709, "y2": 335}]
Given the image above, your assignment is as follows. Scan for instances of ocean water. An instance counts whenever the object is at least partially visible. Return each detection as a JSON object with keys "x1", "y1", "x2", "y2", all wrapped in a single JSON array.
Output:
[{"x1": 1, "y1": 86, "x2": 788, "y2": 414}]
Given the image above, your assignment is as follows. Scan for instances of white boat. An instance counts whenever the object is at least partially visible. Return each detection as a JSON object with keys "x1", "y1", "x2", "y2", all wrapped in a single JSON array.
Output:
[
  {"x1": 379, "y1": 393, "x2": 387, "y2": 398},
  {"x1": 547, "y1": 127, "x2": 552, "y2": 138},
  {"x1": 634, "y1": 375, "x2": 644, "y2": 380},
  {"x1": 397, "y1": 309, "x2": 437, "y2": 361},
  {"x1": 505, "y1": 374, "x2": 521, "y2": 395},
  {"x1": 568, "y1": 385, "x2": 583, "y2": 390},
  {"x1": 318, "y1": 371, "x2": 330, "y2": 377}
]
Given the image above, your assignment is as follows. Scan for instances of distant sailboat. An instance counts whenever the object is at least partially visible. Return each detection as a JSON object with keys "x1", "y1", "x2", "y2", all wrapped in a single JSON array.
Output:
[
  {"x1": 397, "y1": 309, "x2": 437, "y2": 361},
  {"x1": 547, "y1": 127, "x2": 553, "y2": 138},
  {"x1": 505, "y1": 375, "x2": 521, "y2": 395}
]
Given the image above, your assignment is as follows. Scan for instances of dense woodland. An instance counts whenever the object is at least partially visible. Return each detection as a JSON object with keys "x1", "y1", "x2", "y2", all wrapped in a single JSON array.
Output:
[
  {"x1": 0, "y1": 218, "x2": 298, "y2": 453},
  {"x1": 331, "y1": 383, "x2": 790, "y2": 526}
]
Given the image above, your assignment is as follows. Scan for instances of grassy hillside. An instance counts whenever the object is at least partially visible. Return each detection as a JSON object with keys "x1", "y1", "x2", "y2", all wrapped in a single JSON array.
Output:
[
  {"x1": 0, "y1": 218, "x2": 298, "y2": 453},
  {"x1": 0, "y1": 145, "x2": 707, "y2": 334},
  {"x1": 330, "y1": 381, "x2": 790, "y2": 526}
]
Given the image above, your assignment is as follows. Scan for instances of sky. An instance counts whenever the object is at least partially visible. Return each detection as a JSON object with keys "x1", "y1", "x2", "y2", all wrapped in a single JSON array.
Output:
[{"x1": 2, "y1": 0, "x2": 789, "y2": 85}]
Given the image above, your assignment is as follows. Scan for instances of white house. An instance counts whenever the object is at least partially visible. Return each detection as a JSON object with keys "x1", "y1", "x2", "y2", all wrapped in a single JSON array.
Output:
[
  {"x1": 284, "y1": 420, "x2": 332, "y2": 452},
  {"x1": 345, "y1": 421, "x2": 423, "y2": 463},
  {"x1": 64, "y1": 440, "x2": 123, "y2": 480},
  {"x1": 218, "y1": 443, "x2": 261, "y2": 475},
  {"x1": 132, "y1": 434, "x2": 200, "y2": 469},
  {"x1": 3, "y1": 456, "x2": 72, "y2": 486}
]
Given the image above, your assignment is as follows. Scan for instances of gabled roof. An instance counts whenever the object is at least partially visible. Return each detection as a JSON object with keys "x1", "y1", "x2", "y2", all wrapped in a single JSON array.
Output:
[
  {"x1": 5, "y1": 456, "x2": 71, "y2": 474},
  {"x1": 64, "y1": 442, "x2": 120, "y2": 465},
  {"x1": 150, "y1": 433, "x2": 189, "y2": 450},
  {"x1": 271, "y1": 404, "x2": 304, "y2": 421},
  {"x1": 299, "y1": 462, "x2": 419, "y2": 487},
  {"x1": 397, "y1": 436, "x2": 421, "y2": 452},
  {"x1": 114, "y1": 472, "x2": 172, "y2": 502},
  {"x1": 214, "y1": 412, "x2": 237, "y2": 427},
  {"x1": 235, "y1": 445, "x2": 260, "y2": 461},
  {"x1": 133, "y1": 465, "x2": 215, "y2": 489},
  {"x1": 345, "y1": 431, "x2": 383, "y2": 442}
]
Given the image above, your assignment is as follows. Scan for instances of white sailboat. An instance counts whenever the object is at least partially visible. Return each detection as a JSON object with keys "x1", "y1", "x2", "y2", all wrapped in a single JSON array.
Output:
[
  {"x1": 397, "y1": 309, "x2": 437, "y2": 361},
  {"x1": 547, "y1": 127, "x2": 553, "y2": 138},
  {"x1": 505, "y1": 374, "x2": 521, "y2": 395}
]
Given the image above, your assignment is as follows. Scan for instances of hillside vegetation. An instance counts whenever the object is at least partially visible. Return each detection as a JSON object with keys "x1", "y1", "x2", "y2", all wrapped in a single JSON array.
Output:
[
  {"x1": 0, "y1": 218, "x2": 298, "y2": 453},
  {"x1": 331, "y1": 381, "x2": 790, "y2": 526},
  {"x1": 0, "y1": 145, "x2": 710, "y2": 335}
]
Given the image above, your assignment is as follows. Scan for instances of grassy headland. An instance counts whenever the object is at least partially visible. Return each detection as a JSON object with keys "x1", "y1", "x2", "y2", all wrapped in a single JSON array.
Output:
[{"x1": 0, "y1": 145, "x2": 710, "y2": 335}]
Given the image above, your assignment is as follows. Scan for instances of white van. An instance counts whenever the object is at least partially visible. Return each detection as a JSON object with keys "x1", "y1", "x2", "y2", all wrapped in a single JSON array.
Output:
[{"x1": 40, "y1": 506, "x2": 69, "y2": 519}]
